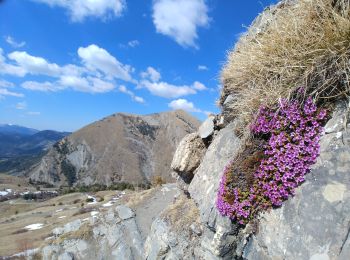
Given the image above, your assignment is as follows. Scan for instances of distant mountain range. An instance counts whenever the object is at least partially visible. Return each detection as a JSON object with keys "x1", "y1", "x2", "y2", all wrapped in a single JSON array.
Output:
[{"x1": 0, "y1": 124, "x2": 70, "y2": 175}]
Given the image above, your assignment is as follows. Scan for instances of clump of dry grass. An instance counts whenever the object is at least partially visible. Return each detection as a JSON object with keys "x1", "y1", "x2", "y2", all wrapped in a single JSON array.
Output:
[
  {"x1": 221, "y1": 0, "x2": 350, "y2": 134},
  {"x1": 160, "y1": 194, "x2": 199, "y2": 232}
]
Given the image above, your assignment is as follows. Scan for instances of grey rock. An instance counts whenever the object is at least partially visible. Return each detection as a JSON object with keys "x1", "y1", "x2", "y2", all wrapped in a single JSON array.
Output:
[
  {"x1": 144, "y1": 218, "x2": 171, "y2": 260},
  {"x1": 189, "y1": 121, "x2": 243, "y2": 258},
  {"x1": 116, "y1": 205, "x2": 135, "y2": 220},
  {"x1": 221, "y1": 94, "x2": 237, "y2": 125},
  {"x1": 58, "y1": 252, "x2": 74, "y2": 260},
  {"x1": 52, "y1": 219, "x2": 82, "y2": 237},
  {"x1": 190, "y1": 223, "x2": 202, "y2": 236},
  {"x1": 171, "y1": 133, "x2": 206, "y2": 183},
  {"x1": 199, "y1": 115, "x2": 216, "y2": 139}
]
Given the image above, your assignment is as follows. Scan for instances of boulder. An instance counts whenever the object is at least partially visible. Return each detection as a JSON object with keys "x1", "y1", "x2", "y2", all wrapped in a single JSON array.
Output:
[
  {"x1": 116, "y1": 205, "x2": 135, "y2": 220},
  {"x1": 171, "y1": 133, "x2": 206, "y2": 182},
  {"x1": 199, "y1": 115, "x2": 216, "y2": 139}
]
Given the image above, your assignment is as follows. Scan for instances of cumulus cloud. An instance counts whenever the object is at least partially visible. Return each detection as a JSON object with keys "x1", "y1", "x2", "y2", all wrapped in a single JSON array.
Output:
[
  {"x1": 119, "y1": 85, "x2": 145, "y2": 103},
  {"x1": 78, "y1": 44, "x2": 132, "y2": 81},
  {"x1": 0, "y1": 48, "x2": 26, "y2": 77},
  {"x1": 21, "y1": 81, "x2": 62, "y2": 92},
  {"x1": 0, "y1": 88, "x2": 24, "y2": 97},
  {"x1": 197, "y1": 65, "x2": 208, "y2": 71},
  {"x1": 141, "y1": 67, "x2": 161, "y2": 82},
  {"x1": 1, "y1": 44, "x2": 134, "y2": 94},
  {"x1": 192, "y1": 81, "x2": 208, "y2": 90},
  {"x1": 152, "y1": 0, "x2": 210, "y2": 48},
  {"x1": 168, "y1": 98, "x2": 200, "y2": 112},
  {"x1": 139, "y1": 76, "x2": 208, "y2": 99},
  {"x1": 8, "y1": 51, "x2": 61, "y2": 77},
  {"x1": 140, "y1": 81, "x2": 196, "y2": 99},
  {"x1": 0, "y1": 80, "x2": 14, "y2": 88},
  {"x1": 5, "y1": 36, "x2": 26, "y2": 48},
  {"x1": 168, "y1": 98, "x2": 213, "y2": 116},
  {"x1": 32, "y1": 0, "x2": 126, "y2": 22}
]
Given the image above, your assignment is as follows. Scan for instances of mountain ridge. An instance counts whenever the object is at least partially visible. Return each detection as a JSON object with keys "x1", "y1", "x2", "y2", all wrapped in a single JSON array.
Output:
[{"x1": 29, "y1": 109, "x2": 200, "y2": 187}]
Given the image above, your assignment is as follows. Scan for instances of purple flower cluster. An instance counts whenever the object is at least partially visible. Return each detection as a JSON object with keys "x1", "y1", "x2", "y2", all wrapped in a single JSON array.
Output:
[{"x1": 217, "y1": 97, "x2": 326, "y2": 224}]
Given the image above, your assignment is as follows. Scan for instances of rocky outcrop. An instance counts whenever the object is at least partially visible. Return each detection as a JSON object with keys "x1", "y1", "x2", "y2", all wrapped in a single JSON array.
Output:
[
  {"x1": 171, "y1": 133, "x2": 206, "y2": 183},
  {"x1": 39, "y1": 184, "x2": 180, "y2": 260},
  {"x1": 144, "y1": 194, "x2": 202, "y2": 259},
  {"x1": 29, "y1": 110, "x2": 200, "y2": 187},
  {"x1": 42, "y1": 205, "x2": 144, "y2": 260}
]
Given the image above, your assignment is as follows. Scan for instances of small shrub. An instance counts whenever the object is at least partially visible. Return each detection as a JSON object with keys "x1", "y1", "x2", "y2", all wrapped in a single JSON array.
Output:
[
  {"x1": 217, "y1": 98, "x2": 327, "y2": 224},
  {"x1": 152, "y1": 176, "x2": 165, "y2": 186},
  {"x1": 12, "y1": 228, "x2": 27, "y2": 235},
  {"x1": 73, "y1": 207, "x2": 94, "y2": 216},
  {"x1": 58, "y1": 202, "x2": 63, "y2": 206},
  {"x1": 86, "y1": 198, "x2": 94, "y2": 203}
]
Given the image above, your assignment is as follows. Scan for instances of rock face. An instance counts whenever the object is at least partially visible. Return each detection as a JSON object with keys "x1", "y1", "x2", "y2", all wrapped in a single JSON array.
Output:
[
  {"x1": 29, "y1": 110, "x2": 200, "y2": 186},
  {"x1": 171, "y1": 133, "x2": 206, "y2": 183},
  {"x1": 42, "y1": 205, "x2": 143, "y2": 260},
  {"x1": 198, "y1": 115, "x2": 215, "y2": 139},
  {"x1": 39, "y1": 184, "x2": 181, "y2": 260}
]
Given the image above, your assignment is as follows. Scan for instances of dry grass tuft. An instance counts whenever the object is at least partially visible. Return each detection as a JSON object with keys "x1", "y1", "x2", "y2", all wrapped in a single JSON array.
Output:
[
  {"x1": 160, "y1": 194, "x2": 199, "y2": 232},
  {"x1": 52, "y1": 223, "x2": 93, "y2": 245},
  {"x1": 221, "y1": 0, "x2": 350, "y2": 133}
]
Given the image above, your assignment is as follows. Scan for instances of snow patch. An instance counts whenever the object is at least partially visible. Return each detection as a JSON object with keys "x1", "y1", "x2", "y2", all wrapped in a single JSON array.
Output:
[
  {"x1": 103, "y1": 201, "x2": 113, "y2": 207},
  {"x1": 25, "y1": 223, "x2": 44, "y2": 230}
]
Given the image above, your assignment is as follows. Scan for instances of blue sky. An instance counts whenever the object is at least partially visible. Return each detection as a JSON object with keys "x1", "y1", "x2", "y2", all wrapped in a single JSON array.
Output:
[{"x1": 0, "y1": 0, "x2": 276, "y2": 131}]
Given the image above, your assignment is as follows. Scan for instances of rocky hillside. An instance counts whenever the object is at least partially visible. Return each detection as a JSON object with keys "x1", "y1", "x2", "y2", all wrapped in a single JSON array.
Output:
[{"x1": 29, "y1": 110, "x2": 200, "y2": 187}]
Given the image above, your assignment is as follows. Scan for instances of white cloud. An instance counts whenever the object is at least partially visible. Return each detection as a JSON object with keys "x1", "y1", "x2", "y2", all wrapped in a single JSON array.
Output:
[
  {"x1": 0, "y1": 88, "x2": 24, "y2": 97},
  {"x1": 192, "y1": 81, "x2": 208, "y2": 90},
  {"x1": 141, "y1": 67, "x2": 161, "y2": 82},
  {"x1": 8, "y1": 51, "x2": 61, "y2": 77},
  {"x1": 78, "y1": 44, "x2": 132, "y2": 81},
  {"x1": 0, "y1": 80, "x2": 14, "y2": 88},
  {"x1": 128, "y1": 40, "x2": 140, "y2": 48},
  {"x1": 152, "y1": 0, "x2": 209, "y2": 48},
  {"x1": 168, "y1": 98, "x2": 213, "y2": 116},
  {"x1": 139, "y1": 78, "x2": 208, "y2": 98},
  {"x1": 197, "y1": 65, "x2": 208, "y2": 71},
  {"x1": 168, "y1": 98, "x2": 200, "y2": 112},
  {"x1": 0, "y1": 48, "x2": 26, "y2": 77},
  {"x1": 140, "y1": 80, "x2": 196, "y2": 98},
  {"x1": 21, "y1": 81, "x2": 62, "y2": 92},
  {"x1": 16, "y1": 101, "x2": 27, "y2": 110},
  {"x1": 0, "y1": 44, "x2": 133, "y2": 94},
  {"x1": 5, "y1": 36, "x2": 26, "y2": 48},
  {"x1": 32, "y1": 0, "x2": 126, "y2": 22},
  {"x1": 119, "y1": 85, "x2": 145, "y2": 103}
]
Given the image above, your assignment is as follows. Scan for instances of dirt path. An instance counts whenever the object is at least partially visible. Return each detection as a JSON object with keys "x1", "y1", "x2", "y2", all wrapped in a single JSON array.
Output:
[{"x1": 134, "y1": 183, "x2": 179, "y2": 239}]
